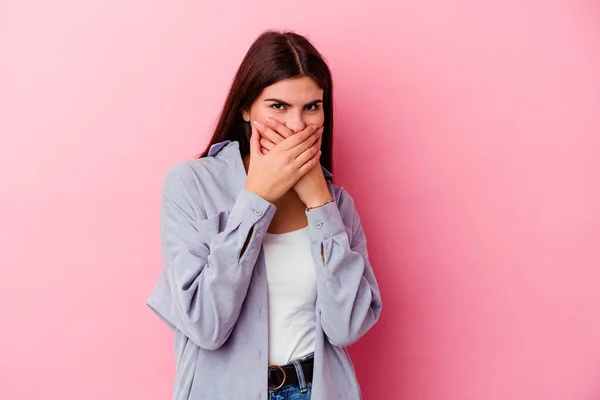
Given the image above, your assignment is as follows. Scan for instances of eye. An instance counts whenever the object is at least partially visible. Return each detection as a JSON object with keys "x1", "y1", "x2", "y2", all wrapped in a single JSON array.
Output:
[
  {"x1": 305, "y1": 104, "x2": 321, "y2": 112},
  {"x1": 270, "y1": 103, "x2": 286, "y2": 111}
]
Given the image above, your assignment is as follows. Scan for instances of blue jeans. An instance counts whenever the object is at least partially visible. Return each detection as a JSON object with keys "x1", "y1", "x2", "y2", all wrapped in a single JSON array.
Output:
[
  {"x1": 269, "y1": 381, "x2": 312, "y2": 399},
  {"x1": 268, "y1": 353, "x2": 313, "y2": 399}
]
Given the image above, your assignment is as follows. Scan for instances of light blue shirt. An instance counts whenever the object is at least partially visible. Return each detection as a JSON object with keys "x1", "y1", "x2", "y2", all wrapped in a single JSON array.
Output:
[{"x1": 146, "y1": 139, "x2": 383, "y2": 399}]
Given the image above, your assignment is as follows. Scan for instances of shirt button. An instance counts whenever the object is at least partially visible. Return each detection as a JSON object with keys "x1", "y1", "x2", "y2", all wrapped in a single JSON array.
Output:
[
  {"x1": 314, "y1": 221, "x2": 323, "y2": 229},
  {"x1": 253, "y1": 209, "x2": 263, "y2": 216}
]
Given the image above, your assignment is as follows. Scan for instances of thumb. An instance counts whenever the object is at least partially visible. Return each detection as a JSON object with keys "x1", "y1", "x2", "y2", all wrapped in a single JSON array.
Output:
[{"x1": 249, "y1": 124, "x2": 261, "y2": 157}]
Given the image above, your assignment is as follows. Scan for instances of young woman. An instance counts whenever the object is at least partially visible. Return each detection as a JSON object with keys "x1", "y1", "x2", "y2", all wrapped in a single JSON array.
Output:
[{"x1": 147, "y1": 29, "x2": 383, "y2": 400}]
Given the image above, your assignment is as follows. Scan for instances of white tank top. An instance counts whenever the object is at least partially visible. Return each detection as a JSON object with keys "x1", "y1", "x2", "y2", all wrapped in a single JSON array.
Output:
[{"x1": 262, "y1": 225, "x2": 317, "y2": 366}]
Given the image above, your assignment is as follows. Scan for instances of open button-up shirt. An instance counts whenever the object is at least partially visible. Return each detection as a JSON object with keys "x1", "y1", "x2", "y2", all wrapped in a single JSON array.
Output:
[{"x1": 146, "y1": 139, "x2": 383, "y2": 399}]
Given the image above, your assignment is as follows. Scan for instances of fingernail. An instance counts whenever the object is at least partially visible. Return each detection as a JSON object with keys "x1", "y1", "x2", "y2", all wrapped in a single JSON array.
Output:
[
  {"x1": 265, "y1": 117, "x2": 274, "y2": 124},
  {"x1": 253, "y1": 121, "x2": 263, "y2": 128},
  {"x1": 312, "y1": 125, "x2": 319, "y2": 132}
]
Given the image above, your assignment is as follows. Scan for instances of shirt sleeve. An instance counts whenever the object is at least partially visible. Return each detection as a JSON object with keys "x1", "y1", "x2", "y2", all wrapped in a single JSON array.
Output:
[
  {"x1": 146, "y1": 163, "x2": 277, "y2": 350},
  {"x1": 305, "y1": 188, "x2": 383, "y2": 347}
]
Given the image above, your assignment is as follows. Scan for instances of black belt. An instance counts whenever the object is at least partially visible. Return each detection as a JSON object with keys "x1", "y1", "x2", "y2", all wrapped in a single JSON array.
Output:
[{"x1": 268, "y1": 354, "x2": 314, "y2": 391}]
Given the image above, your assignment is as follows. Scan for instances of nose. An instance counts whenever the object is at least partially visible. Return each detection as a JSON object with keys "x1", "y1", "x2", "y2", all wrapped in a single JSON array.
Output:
[{"x1": 285, "y1": 113, "x2": 306, "y2": 134}]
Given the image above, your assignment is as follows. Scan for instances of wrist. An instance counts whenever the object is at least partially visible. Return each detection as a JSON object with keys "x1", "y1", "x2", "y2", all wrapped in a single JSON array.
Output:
[
  {"x1": 243, "y1": 185, "x2": 275, "y2": 204},
  {"x1": 306, "y1": 198, "x2": 334, "y2": 212},
  {"x1": 304, "y1": 192, "x2": 334, "y2": 209}
]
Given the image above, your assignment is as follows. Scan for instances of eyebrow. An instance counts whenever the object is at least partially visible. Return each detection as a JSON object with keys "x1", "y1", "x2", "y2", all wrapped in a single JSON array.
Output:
[{"x1": 263, "y1": 98, "x2": 323, "y2": 107}]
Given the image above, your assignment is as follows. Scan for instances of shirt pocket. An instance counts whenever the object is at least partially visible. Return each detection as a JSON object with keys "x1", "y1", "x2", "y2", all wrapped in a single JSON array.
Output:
[{"x1": 193, "y1": 210, "x2": 231, "y2": 243}]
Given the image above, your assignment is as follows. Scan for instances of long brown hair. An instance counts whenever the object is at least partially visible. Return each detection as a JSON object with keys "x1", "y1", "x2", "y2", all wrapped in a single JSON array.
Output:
[{"x1": 198, "y1": 29, "x2": 334, "y2": 180}]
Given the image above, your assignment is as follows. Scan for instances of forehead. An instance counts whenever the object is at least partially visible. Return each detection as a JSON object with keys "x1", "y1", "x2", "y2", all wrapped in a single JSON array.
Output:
[{"x1": 259, "y1": 76, "x2": 323, "y2": 101}]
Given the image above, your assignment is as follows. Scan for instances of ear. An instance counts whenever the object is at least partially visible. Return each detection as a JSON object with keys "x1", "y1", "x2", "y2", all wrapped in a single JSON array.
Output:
[{"x1": 241, "y1": 109, "x2": 250, "y2": 122}]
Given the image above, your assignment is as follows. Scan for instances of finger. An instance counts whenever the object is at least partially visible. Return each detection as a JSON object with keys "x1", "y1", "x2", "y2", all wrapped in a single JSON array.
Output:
[
  {"x1": 279, "y1": 124, "x2": 320, "y2": 151},
  {"x1": 260, "y1": 137, "x2": 276, "y2": 151},
  {"x1": 291, "y1": 141, "x2": 320, "y2": 170},
  {"x1": 256, "y1": 122, "x2": 286, "y2": 145},
  {"x1": 296, "y1": 149, "x2": 322, "y2": 177},
  {"x1": 314, "y1": 132, "x2": 323, "y2": 148},
  {"x1": 287, "y1": 126, "x2": 323, "y2": 158},
  {"x1": 264, "y1": 117, "x2": 294, "y2": 139}
]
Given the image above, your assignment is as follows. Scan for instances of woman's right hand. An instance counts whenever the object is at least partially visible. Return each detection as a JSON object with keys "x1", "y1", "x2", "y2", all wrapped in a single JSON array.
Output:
[{"x1": 244, "y1": 123, "x2": 323, "y2": 204}]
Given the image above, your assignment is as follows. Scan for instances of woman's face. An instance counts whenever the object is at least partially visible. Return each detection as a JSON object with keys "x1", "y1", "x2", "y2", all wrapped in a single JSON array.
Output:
[{"x1": 243, "y1": 76, "x2": 325, "y2": 134}]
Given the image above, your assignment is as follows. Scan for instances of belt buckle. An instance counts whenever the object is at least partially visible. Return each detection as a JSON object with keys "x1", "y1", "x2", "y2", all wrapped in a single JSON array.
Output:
[{"x1": 268, "y1": 363, "x2": 287, "y2": 391}]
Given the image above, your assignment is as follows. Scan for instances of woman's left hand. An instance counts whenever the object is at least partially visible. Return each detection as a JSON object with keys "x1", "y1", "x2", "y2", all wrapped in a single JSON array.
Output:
[{"x1": 254, "y1": 117, "x2": 332, "y2": 208}]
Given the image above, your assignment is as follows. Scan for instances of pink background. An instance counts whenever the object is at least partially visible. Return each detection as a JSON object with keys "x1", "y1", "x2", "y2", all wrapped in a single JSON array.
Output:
[{"x1": 1, "y1": 0, "x2": 599, "y2": 399}]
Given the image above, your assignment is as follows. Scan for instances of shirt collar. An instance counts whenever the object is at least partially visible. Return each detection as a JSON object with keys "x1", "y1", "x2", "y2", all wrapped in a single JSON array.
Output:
[{"x1": 208, "y1": 140, "x2": 333, "y2": 179}]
